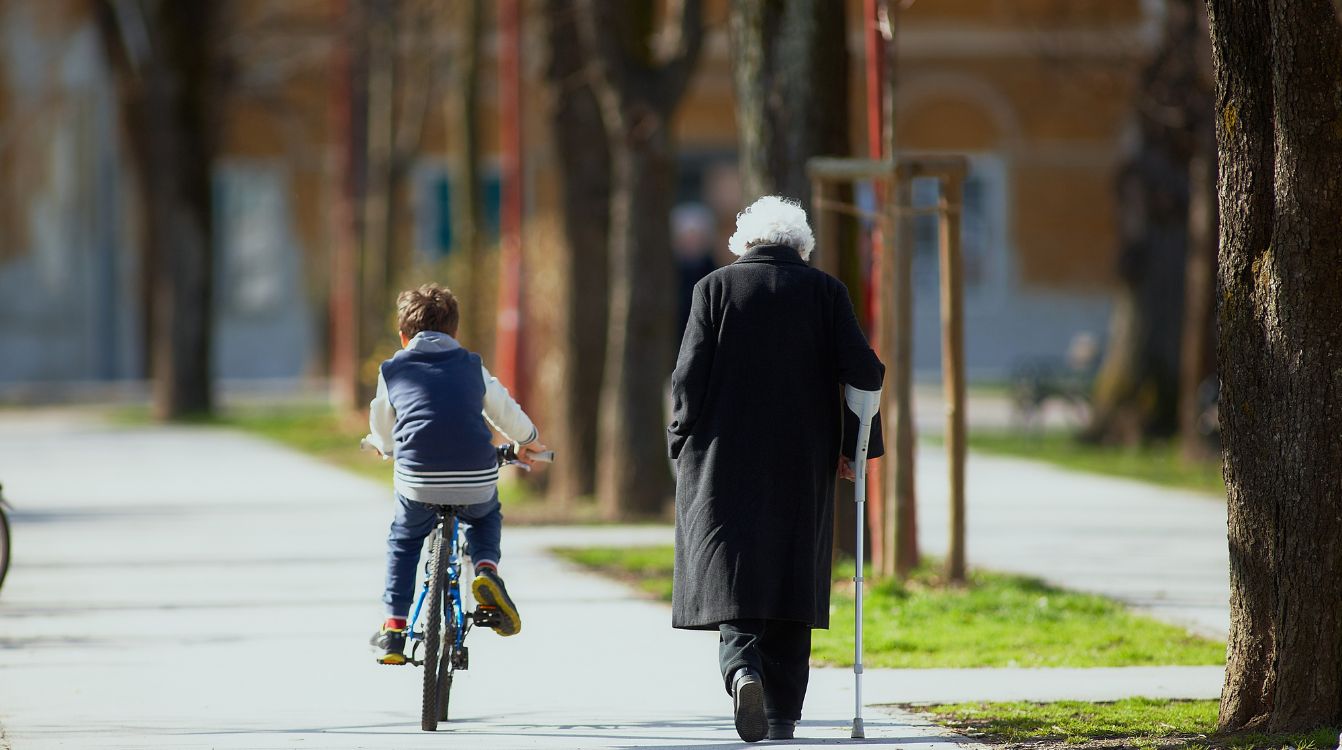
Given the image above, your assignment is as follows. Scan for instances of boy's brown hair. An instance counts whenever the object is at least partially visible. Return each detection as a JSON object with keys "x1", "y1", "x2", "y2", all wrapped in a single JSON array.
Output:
[{"x1": 397, "y1": 283, "x2": 460, "y2": 339}]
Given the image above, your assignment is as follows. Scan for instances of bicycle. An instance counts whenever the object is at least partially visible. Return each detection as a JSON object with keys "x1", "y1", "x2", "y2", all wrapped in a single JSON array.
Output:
[
  {"x1": 0, "y1": 483, "x2": 10, "y2": 594},
  {"x1": 398, "y1": 444, "x2": 553, "y2": 732}
]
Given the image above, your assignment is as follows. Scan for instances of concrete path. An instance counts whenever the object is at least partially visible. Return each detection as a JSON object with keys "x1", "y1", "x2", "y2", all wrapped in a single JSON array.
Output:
[
  {"x1": 915, "y1": 445, "x2": 1230, "y2": 639},
  {"x1": 0, "y1": 412, "x2": 980, "y2": 749}
]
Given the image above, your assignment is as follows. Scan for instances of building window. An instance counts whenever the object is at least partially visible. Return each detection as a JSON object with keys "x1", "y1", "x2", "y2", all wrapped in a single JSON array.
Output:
[
  {"x1": 910, "y1": 167, "x2": 994, "y2": 291},
  {"x1": 412, "y1": 163, "x2": 502, "y2": 261},
  {"x1": 215, "y1": 163, "x2": 292, "y2": 317}
]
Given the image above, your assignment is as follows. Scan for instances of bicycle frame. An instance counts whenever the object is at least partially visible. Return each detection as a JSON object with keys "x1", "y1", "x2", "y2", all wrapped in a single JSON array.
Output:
[{"x1": 407, "y1": 511, "x2": 470, "y2": 664}]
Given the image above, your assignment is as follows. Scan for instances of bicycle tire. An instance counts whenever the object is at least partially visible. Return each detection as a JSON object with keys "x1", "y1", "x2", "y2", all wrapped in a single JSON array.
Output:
[
  {"x1": 436, "y1": 632, "x2": 453, "y2": 721},
  {"x1": 420, "y1": 528, "x2": 446, "y2": 731},
  {"x1": 0, "y1": 506, "x2": 9, "y2": 594}
]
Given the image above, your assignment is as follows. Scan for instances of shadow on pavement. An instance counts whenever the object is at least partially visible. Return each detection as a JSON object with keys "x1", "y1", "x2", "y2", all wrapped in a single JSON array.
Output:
[{"x1": 160, "y1": 715, "x2": 969, "y2": 748}]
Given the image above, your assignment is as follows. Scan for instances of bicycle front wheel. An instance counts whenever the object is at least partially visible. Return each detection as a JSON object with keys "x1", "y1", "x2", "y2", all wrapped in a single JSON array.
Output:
[{"x1": 420, "y1": 529, "x2": 446, "y2": 732}]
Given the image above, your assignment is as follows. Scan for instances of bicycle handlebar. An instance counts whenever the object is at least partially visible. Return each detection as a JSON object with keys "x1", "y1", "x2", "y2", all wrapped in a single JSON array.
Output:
[
  {"x1": 496, "y1": 443, "x2": 555, "y2": 465},
  {"x1": 362, "y1": 438, "x2": 552, "y2": 467}
]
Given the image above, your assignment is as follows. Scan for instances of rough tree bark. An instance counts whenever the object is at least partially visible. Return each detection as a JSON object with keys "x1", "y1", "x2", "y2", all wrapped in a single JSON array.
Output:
[
  {"x1": 575, "y1": 0, "x2": 704, "y2": 519},
  {"x1": 1209, "y1": 0, "x2": 1342, "y2": 733},
  {"x1": 729, "y1": 0, "x2": 849, "y2": 208},
  {"x1": 96, "y1": 0, "x2": 222, "y2": 420},
  {"x1": 1086, "y1": 0, "x2": 1212, "y2": 444},
  {"x1": 544, "y1": 0, "x2": 611, "y2": 506}
]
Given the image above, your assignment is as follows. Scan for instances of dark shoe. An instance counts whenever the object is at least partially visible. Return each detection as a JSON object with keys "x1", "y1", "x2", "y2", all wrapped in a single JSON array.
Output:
[
  {"x1": 731, "y1": 668, "x2": 768, "y2": 743},
  {"x1": 471, "y1": 567, "x2": 522, "y2": 636},
  {"x1": 768, "y1": 721, "x2": 796, "y2": 740},
  {"x1": 370, "y1": 625, "x2": 407, "y2": 665}
]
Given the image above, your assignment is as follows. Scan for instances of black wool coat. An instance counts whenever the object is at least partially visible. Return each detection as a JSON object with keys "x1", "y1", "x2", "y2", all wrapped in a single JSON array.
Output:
[{"x1": 668, "y1": 243, "x2": 885, "y2": 631}]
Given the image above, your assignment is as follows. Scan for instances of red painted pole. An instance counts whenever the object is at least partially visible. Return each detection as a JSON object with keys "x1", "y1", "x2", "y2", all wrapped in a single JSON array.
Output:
[
  {"x1": 862, "y1": 0, "x2": 887, "y2": 574},
  {"x1": 496, "y1": 0, "x2": 524, "y2": 396},
  {"x1": 495, "y1": 0, "x2": 524, "y2": 396}
]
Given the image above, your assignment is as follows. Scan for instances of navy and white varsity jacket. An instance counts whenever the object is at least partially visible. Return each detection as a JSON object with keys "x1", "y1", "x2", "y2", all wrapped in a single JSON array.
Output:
[{"x1": 365, "y1": 331, "x2": 539, "y2": 505}]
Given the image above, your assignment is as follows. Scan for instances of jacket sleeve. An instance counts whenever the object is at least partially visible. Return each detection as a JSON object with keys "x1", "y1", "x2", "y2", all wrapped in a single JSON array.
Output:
[
  {"x1": 481, "y1": 364, "x2": 539, "y2": 445},
  {"x1": 667, "y1": 282, "x2": 715, "y2": 459},
  {"x1": 834, "y1": 281, "x2": 886, "y2": 459},
  {"x1": 366, "y1": 369, "x2": 397, "y2": 457}
]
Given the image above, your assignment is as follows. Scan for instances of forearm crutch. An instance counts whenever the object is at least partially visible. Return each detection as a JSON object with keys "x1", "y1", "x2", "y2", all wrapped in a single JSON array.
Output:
[{"x1": 843, "y1": 385, "x2": 882, "y2": 740}]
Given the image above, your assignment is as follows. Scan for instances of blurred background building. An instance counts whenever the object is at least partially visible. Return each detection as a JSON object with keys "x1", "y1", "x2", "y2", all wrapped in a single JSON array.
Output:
[{"x1": 0, "y1": 0, "x2": 1159, "y2": 394}]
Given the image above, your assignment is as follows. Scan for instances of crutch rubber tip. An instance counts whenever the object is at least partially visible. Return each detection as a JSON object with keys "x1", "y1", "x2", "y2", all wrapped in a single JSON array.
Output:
[{"x1": 851, "y1": 717, "x2": 865, "y2": 739}]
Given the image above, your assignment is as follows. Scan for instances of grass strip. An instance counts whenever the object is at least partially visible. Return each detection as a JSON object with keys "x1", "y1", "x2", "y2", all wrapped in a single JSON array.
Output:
[
  {"x1": 935, "y1": 431, "x2": 1226, "y2": 496},
  {"x1": 552, "y1": 546, "x2": 1226, "y2": 669},
  {"x1": 920, "y1": 699, "x2": 1336, "y2": 750}
]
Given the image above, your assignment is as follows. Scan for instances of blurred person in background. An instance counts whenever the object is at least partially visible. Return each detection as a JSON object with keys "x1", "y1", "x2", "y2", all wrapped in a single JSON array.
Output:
[
  {"x1": 667, "y1": 196, "x2": 884, "y2": 743},
  {"x1": 673, "y1": 203, "x2": 718, "y2": 342}
]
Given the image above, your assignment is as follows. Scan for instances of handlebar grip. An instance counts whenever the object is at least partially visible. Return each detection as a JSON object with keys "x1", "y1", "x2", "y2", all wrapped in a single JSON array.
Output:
[{"x1": 497, "y1": 444, "x2": 555, "y2": 464}]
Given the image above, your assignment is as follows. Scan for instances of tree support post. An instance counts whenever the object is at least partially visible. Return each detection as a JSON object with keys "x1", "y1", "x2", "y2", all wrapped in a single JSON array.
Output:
[
  {"x1": 806, "y1": 156, "x2": 969, "y2": 583},
  {"x1": 938, "y1": 174, "x2": 967, "y2": 583}
]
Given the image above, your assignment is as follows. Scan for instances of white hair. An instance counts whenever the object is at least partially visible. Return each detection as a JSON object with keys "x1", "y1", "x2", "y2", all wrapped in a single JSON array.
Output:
[{"x1": 727, "y1": 195, "x2": 815, "y2": 261}]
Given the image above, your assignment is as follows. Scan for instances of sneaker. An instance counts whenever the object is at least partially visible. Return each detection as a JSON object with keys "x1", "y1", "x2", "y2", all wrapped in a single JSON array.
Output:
[
  {"x1": 731, "y1": 668, "x2": 768, "y2": 743},
  {"x1": 370, "y1": 625, "x2": 407, "y2": 665},
  {"x1": 471, "y1": 567, "x2": 522, "y2": 636},
  {"x1": 768, "y1": 721, "x2": 797, "y2": 740}
]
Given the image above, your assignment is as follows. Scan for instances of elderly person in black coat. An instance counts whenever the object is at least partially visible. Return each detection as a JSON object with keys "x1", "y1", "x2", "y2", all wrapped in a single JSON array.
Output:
[{"x1": 668, "y1": 195, "x2": 885, "y2": 743}]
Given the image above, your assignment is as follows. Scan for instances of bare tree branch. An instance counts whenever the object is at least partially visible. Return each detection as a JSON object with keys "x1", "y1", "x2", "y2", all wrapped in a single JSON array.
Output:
[
  {"x1": 658, "y1": 0, "x2": 705, "y2": 108},
  {"x1": 573, "y1": 0, "x2": 629, "y2": 133}
]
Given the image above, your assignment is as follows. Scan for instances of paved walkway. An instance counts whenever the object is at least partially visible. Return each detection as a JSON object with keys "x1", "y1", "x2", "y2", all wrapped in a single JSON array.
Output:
[
  {"x1": 915, "y1": 445, "x2": 1229, "y2": 639},
  {"x1": 0, "y1": 411, "x2": 1228, "y2": 748},
  {"x1": 0, "y1": 413, "x2": 980, "y2": 749}
]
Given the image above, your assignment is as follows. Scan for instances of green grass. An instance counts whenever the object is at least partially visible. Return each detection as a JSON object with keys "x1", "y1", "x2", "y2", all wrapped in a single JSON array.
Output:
[
  {"x1": 920, "y1": 699, "x2": 1338, "y2": 750},
  {"x1": 926, "y1": 698, "x2": 1216, "y2": 745},
  {"x1": 942, "y1": 431, "x2": 1226, "y2": 496},
  {"x1": 557, "y1": 546, "x2": 677, "y2": 601},
  {"x1": 216, "y1": 407, "x2": 393, "y2": 482},
  {"x1": 551, "y1": 546, "x2": 1226, "y2": 669}
]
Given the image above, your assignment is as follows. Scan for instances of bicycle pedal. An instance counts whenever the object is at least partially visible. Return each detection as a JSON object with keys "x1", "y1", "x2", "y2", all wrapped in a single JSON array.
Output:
[
  {"x1": 452, "y1": 646, "x2": 469, "y2": 670},
  {"x1": 473, "y1": 606, "x2": 500, "y2": 627}
]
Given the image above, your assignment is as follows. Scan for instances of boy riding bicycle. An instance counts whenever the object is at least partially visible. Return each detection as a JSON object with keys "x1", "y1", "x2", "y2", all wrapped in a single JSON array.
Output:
[{"x1": 364, "y1": 283, "x2": 548, "y2": 665}]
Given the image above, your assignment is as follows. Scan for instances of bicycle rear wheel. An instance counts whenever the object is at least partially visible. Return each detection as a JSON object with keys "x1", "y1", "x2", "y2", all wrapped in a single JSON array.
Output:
[
  {"x1": 436, "y1": 628, "x2": 453, "y2": 721},
  {"x1": 0, "y1": 506, "x2": 9, "y2": 593},
  {"x1": 420, "y1": 528, "x2": 446, "y2": 731}
]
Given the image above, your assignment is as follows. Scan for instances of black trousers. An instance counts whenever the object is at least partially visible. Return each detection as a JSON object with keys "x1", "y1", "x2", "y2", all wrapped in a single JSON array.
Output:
[{"x1": 718, "y1": 619, "x2": 812, "y2": 723}]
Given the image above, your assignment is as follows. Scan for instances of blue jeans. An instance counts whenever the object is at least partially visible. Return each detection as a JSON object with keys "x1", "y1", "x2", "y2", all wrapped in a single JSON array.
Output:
[{"x1": 382, "y1": 492, "x2": 502, "y2": 617}]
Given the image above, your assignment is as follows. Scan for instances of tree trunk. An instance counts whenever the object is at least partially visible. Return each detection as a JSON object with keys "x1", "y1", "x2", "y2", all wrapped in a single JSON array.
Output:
[
  {"x1": 1178, "y1": 133, "x2": 1217, "y2": 461},
  {"x1": 360, "y1": 0, "x2": 396, "y2": 402},
  {"x1": 596, "y1": 131, "x2": 679, "y2": 518},
  {"x1": 730, "y1": 0, "x2": 773, "y2": 202},
  {"x1": 576, "y1": 0, "x2": 704, "y2": 519},
  {"x1": 96, "y1": 0, "x2": 220, "y2": 420},
  {"x1": 1210, "y1": 0, "x2": 1342, "y2": 733},
  {"x1": 544, "y1": 0, "x2": 611, "y2": 506},
  {"x1": 1086, "y1": 0, "x2": 1211, "y2": 444},
  {"x1": 453, "y1": 0, "x2": 487, "y2": 352},
  {"x1": 730, "y1": 0, "x2": 849, "y2": 207}
]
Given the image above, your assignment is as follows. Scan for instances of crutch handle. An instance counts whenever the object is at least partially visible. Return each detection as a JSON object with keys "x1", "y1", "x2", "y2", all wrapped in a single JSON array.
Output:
[{"x1": 844, "y1": 385, "x2": 882, "y2": 425}]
